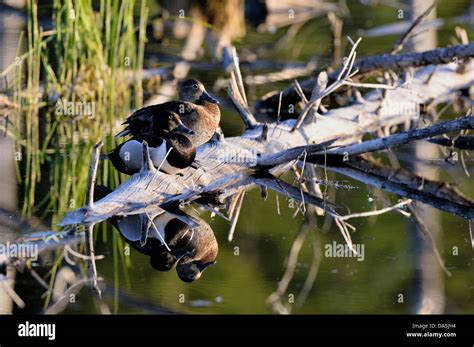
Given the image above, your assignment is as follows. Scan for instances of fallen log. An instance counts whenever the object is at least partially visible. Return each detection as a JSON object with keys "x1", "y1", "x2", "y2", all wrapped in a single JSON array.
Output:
[{"x1": 60, "y1": 48, "x2": 474, "y2": 227}]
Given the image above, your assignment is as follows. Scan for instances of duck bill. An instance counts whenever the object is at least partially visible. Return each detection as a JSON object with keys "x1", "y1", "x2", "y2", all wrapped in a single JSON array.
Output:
[
  {"x1": 176, "y1": 121, "x2": 195, "y2": 135},
  {"x1": 201, "y1": 90, "x2": 219, "y2": 104}
]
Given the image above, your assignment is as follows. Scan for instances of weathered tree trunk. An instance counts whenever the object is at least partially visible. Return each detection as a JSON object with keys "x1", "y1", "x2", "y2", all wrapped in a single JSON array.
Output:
[{"x1": 60, "y1": 57, "x2": 474, "y2": 226}]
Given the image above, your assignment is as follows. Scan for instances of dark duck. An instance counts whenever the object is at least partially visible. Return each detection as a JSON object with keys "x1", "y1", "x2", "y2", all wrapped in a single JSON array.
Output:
[
  {"x1": 175, "y1": 219, "x2": 218, "y2": 283},
  {"x1": 94, "y1": 186, "x2": 218, "y2": 283},
  {"x1": 104, "y1": 112, "x2": 196, "y2": 175},
  {"x1": 118, "y1": 212, "x2": 218, "y2": 282},
  {"x1": 116, "y1": 79, "x2": 220, "y2": 146}
]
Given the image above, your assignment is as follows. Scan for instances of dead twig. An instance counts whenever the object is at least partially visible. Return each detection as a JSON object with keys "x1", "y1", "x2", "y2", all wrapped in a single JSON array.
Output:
[
  {"x1": 227, "y1": 191, "x2": 245, "y2": 242},
  {"x1": 330, "y1": 115, "x2": 474, "y2": 157},
  {"x1": 391, "y1": 1, "x2": 437, "y2": 54},
  {"x1": 86, "y1": 224, "x2": 101, "y2": 297},
  {"x1": 292, "y1": 71, "x2": 328, "y2": 131},
  {"x1": 339, "y1": 199, "x2": 412, "y2": 221},
  {"x1": 225, "y1": 47, "x2": 258, "y2": 129},
  {"x1": 86, "y1": 141, "x2": 103, "y2": 208},
  {"x1": 255, "y1": 42, "x2": 474, "y2": 114}
]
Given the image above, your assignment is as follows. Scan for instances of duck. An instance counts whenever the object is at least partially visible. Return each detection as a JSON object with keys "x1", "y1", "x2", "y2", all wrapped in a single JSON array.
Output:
[
  {"x1": 94, "y1": 186, "x2": 219, "y2": 282},
  {"x1": 115, "y1": 212, "x2": 197, "y2": 271},
  {"x1": 103, "y1": 113, "x2": 196, "y2": 175},
  {"x1": 93, "y1": 184, "x2": 195, "y2": 272},
  {"x1": 173, "y1": 217, "x2": 218, "y2": 283},
  {"x1": 176, "y1": 256, "x2": 216, "y2": 283},
  {"x1": 116, "y1": 79, "x2": 221, "y2": 147},
  {"x1": 120, "y1": 212, "x2": 218, "y2": 280}
]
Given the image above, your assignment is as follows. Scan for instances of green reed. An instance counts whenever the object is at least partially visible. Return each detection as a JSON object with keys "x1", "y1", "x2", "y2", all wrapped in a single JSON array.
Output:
[
  {"x1": 6, "y1": 0, "x2": 148, "y2": 312},
  {"x1": 9, "y1": 0, "x2": 148, "y2": 225}
]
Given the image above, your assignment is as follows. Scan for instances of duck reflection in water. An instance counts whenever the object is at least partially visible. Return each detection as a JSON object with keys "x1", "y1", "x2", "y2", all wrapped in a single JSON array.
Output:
[{"x1": 95, "y1": 185, "x2": 217, "y2": 282}]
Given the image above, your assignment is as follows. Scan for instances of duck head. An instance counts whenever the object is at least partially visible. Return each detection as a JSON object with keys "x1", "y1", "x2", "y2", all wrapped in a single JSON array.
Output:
[
  {"x1": 153, "y1": 112, "x2": 195, "y2": 136},
  {"x1": 176, "y1": 261, "x2": 216, "y2": 283},
  {"x1": 179, "y1": 79, "x2": 219, "y2": 104}
]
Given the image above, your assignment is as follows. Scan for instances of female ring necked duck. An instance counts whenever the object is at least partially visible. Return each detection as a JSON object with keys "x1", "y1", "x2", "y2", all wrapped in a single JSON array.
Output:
[
  {"x1": 94, "y1": 186, "x2": 218, "y2": 282},
  {"x1": 110, "y1": 212, "x2": 217, "y2": 280},
  {"x1": 104, "y1": 113, "x2": 196, "y2": 175},
  {"x1": 144, "y1": 215, "x2": 217, "y2": 282},
  {"x1": 143, "y1": 214, "x2": 217, "y2": 280},
  {"x1": 116, "y1": 79, "x2": 221, "y2": 147}
]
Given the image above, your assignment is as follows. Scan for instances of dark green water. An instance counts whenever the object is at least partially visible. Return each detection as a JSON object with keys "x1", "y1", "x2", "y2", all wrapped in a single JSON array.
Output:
[{"x1": 5, "y1": 0, "x2": 474, "y2": 314}]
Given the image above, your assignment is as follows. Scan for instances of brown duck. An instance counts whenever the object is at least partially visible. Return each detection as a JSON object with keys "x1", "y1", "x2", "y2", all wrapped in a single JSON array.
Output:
[
  {"x1": 175, "y1": 218, "x2": 218, "y2": 283},
  {"x1": 94, "y1": 186, "x2": 219, "y2": 283},
  {"x1": 116, "y1": 79, "x2": 221, "y2": 147}
]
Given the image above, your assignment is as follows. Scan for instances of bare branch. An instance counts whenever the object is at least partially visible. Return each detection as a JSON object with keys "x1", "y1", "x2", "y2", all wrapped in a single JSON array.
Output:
[
  {"x1": 86, "y1": 141, "x2": 103, "y2": 208},
  {"x1": 227, "y1": 191, "x2": 245, "y2": 242},
  {"x1": 427, "y1": 135, "x2": 474, "y2": 150},
  {"x1": 339, "y1": 199, "x2": 412, "y2": 221},
  {"x1": 255, "y1": 42, "x2": 474, "y2": 115},
  {"x1": 225, "y1": 46, "x2": 258, "y2": 129},
  {"x1": 330, "y1": 116, "x2": 474, "y2": 157},
  {"x1": 292, "y1": 71, "x2": 328, "y2": 131},
  {"x1": 256, "y1": 139, "x2": 338, "y2": 168},
  {"x1": 391, "y1": 1, "x2": 437, "y2": 54},
  {"x1": 328, "y1": 158, "x2": 474, "y2": 220},
  {"x1": 255, "y1": 176, "x2": 338, "y2": 218},
  {"x1": 86, "y1": 224, "x2": 101, "y2": 297}
]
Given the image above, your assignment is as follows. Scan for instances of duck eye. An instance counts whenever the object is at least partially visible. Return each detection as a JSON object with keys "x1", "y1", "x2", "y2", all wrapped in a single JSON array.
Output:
[{"x1": 192, "y1": 84, "x2": 198, "y2": 89}]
